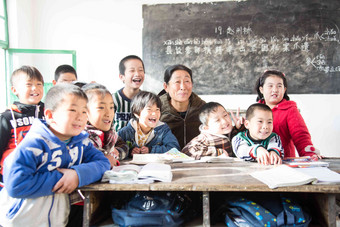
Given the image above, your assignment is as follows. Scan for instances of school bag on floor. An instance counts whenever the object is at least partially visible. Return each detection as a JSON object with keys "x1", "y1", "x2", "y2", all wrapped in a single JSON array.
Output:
[
  {"x1": 111, "y1": 191, "x2": 193, "y2": 227},
  {"x1": 224, "y1": 195, "x2": 311, "y2": 227}
]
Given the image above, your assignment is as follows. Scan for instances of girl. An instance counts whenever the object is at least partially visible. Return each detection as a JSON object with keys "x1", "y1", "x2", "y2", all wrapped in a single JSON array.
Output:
[
  {"x1": 118, "y1": 91, "x2": 180, "y2": 155},
  {"x1": 255, "y1": 70, "x2": 321, "y2": 159},
  {"x1": 82, "y1": 83, "x2": 128, "y2": 167}
]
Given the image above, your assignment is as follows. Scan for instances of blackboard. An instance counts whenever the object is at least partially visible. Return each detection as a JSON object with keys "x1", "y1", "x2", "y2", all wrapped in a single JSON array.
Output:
[{"x1": 142, "y1": 0, "x2": 340, "y2": 94}]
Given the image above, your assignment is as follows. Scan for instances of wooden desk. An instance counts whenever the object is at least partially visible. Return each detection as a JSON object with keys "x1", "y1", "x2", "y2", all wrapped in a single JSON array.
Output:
[{"x1": 81, "y1": 158, "x2": 340, "y2": 227}]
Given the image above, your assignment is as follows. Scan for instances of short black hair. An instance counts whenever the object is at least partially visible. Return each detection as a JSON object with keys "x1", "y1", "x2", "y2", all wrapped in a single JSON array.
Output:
[
  {"x1": 82, "y1": 83, "x2": 112, "y2": 104},
  {"x1": 164, "y1": 64, "x2": 193, "y2": 84},
  {"x1": 131, "y1": 91, "x2": 162, "y2": 121},
  {"x1": 246, "y1": 103, "x2": 272, "y2": 120},
  {"x1": 11, "y1": 65, "x2": 44, "y2": 86},
  {"x1": 199, "y1": 102, "x2": 226, "y2": 126},
  {"x1": 119, "y1": 55, "x2": 145, "y2": 75},
  {"x1": 54, "y1": 64, "x2": 77, "y2": 81},
  {"x1": 45, "y1": 83, "x2": 87, "y2": 111}
]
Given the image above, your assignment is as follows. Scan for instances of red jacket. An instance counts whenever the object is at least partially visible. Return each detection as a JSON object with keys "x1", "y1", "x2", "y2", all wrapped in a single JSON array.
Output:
[{"x1": 259, "y1": 99, "x2": 315, "y2": 157}]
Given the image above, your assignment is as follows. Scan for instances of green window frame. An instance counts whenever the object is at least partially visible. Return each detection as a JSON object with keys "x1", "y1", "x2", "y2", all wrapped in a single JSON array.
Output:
[
  {"x1": 0, "y1": 0, "x2": 9, "y2": 49},
  {"x1": 6, "y1": 48, "x2": 76, "y2": 105}
]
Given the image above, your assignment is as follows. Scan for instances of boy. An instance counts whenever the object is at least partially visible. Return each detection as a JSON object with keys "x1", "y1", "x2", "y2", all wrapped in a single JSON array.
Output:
[
  {"x1": 0, "y1": 66, "x2": 45, "y2": 189},
  {"x1": 52, "y1": 64, "x2": 78, "y2": 85},
  {"x1": 232, "y1": 103, "x2": 283, "y2": 165},
  {"x1": 113, "y1": 55, "x2": 145, "y2": 131},
  {"x1": 0, "y1": 84, "x2": 110, "y2": 226},
  {"x1": 182, "y1": 102, "x2": 243, "y2": 160}
]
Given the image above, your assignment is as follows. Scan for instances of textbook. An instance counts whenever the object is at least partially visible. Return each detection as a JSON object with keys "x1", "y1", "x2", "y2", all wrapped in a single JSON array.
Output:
[
  {"x1": 101, "y1": 163, "x2": 172, "y2": 184},
  {"x1": 250, "y1": 165, "x2": 318, "y2": 189},
  {"x1": 283, "y1": 157, "x2": 329, "y2": 168},
  {"x1": 130, "y1": 149, "x2": 195, "y2": 164},
  {"x1": 200, "y1": 154, "x2": 240, "y2": 163}
]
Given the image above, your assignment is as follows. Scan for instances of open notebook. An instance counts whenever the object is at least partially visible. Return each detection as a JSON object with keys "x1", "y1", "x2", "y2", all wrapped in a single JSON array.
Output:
[
  {"x1": 250, "y1": 165, "x2": 340, "y2": 189},
  {"x1": 101, "y1": 163, "x2": 172, "y2": 184}
]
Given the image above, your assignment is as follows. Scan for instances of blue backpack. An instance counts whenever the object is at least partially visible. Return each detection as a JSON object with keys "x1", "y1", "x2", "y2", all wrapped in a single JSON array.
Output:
[
  {"x1": 112, "y1": 192, "x2": 192, "y2": 227},
  {"x1": 224, "y1": 195, "x2": 311, "y2": 227}
]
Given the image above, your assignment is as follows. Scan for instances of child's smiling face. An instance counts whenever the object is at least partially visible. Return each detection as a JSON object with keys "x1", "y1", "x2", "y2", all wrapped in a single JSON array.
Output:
[
  {"x1": 87, "y1": 93, "x2": 115, "y2": 132},
  {"x1": 47, "y1": 94, "x2": 88, "y2": 141},
  {"x1": 204, "y1": 106, "x2": 233, "y2": 135},
  {"x1": 245, "y1": 109, "x2": 273, "y2": 141},
  {"x1": 259, "y1": 75, "x2": 286, "y2": 108},
  {"x1": 135, "y1": 102, "x2": 161, "y2": 134},
  {"x1": 11, "y1": 72, "x2": 44, "y2": 105},
  {"x1": 120, "y1": 59, "x2": 145, "y2": 90}
]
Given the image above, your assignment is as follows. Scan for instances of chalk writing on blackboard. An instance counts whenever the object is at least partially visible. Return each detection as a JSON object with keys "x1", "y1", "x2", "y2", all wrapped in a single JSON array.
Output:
[
  {"x1": 162, "y1": 26, "x2": 340, "y2": 73},
  {"x1": 142, "y1": 1, "x2": 340, "y2": 94}
]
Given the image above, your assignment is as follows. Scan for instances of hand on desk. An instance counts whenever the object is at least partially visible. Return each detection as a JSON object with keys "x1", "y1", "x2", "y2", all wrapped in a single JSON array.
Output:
[{"x1": 257, "y1": 147, "x2": 282, "y2": 165}]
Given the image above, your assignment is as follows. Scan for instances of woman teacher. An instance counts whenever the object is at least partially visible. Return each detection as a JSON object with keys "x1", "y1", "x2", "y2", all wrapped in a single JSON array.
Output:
[{"x1": 159, "y1": 64, "x2": 206, "y2": 149}]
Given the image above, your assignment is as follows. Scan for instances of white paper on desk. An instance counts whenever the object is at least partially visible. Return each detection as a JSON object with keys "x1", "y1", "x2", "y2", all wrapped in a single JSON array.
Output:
[
  {"x1": 101, "y1": 164, "x2": 140, "y2": 183},
  {"x1": 101, "y1": 163, "x2": 172, "y2": 184},
  {"x1": 250, "y1": 165, "x2": 317, "y2": 189},
  {"x1": 138, "y1": 162, "x2": 173, "y2": 183},
  {"x1": 295, "y1": 167, "x2": 340, "y2": 184}
]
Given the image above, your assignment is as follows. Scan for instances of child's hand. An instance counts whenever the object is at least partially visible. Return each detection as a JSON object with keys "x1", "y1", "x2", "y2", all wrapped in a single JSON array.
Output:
[
  {"x1": 256, "y1": 147, "x2": 270, "y2": 165},
  {"x1": 113, "y1": 148, "x2": 120, "y2": 159},
  {"x1": 269, "y1": 151, "x2": 282, "y2": 165},
  {"x1": 105, "y1": 154, "x2": 120, "y2": 168},
  {"x1": 131, "y1": 147, "x2": 141, "y2": 156},
  {"x1": 140, "y1": 146, "x2": 149, "y2": 154},
  {"x1": 52, "y1": 168, "x2": 79, "y2": 194},
  {"x1": 305, "y1": 145, "x2": 323, "y2": 160},
  {"x1": 222, "y1": 150, "x2": 230, "y2": 157},
  {"x1": 230, "y1": 107, "x2": 244, "y2": 129}
]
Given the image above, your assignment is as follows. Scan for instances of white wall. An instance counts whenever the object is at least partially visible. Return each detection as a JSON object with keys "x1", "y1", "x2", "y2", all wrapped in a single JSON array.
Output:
[{"x1": 6, "y1": 0, "x2": 340, "y2": 157}]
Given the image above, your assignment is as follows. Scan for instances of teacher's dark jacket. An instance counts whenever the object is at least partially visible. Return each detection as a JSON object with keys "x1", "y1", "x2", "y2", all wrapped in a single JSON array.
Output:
[{"x1": 160, "y1": 92, "x2": 206, "y2": 149}]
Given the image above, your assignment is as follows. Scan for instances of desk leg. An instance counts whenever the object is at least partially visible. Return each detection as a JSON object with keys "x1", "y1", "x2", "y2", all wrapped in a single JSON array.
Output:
[
  {"x1": 202, "y1": 191, "x2": 210, "y2": 227},
  {"x1": 83, "y1": 191, "x2": 91, "y2": 227},
  {"x1": 314, "y1": 193, "x2": 337, "y2": 227}
]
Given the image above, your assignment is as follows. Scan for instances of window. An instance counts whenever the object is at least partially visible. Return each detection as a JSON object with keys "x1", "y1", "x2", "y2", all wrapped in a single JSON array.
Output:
[
  {"x1": 6, "y1": 49, "x2": 76, "y2": 105},
  {"x1": 0, "y1": 0, "x2": 8, "y2": 49}
]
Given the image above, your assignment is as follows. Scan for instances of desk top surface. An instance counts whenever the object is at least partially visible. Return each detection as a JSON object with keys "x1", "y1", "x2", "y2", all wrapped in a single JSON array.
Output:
[{"x1": 81, "y1": 158, "x2": 340, "y2": 193}]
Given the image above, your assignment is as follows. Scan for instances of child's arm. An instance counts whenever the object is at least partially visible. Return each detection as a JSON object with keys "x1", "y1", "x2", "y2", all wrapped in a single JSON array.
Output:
[
  {"x1": 231, "y1": 133, "x2": 259, "y2": 161},
  {"x1": 0, "y1": 115, "x2": 12, "y2": 154},
  {"x1": 52, "y1": 168, "x2": 79, "y2": 194},
  {"x1": 115, "y1": 136, "x2": 129, "y2": 160},
  {"x1": 181, "y1": 134, "x2": 210, "y2": 160},
  {"x1": 286, "y1": 106, "x2": 317, "y2": 157},
  {"x1": 118, "y1": 124, "x2": 137, "y2": 157},
  {"x1": 4, "y1": 142, "x2": 65, "y2": 198},
  {"x1": 70, "y1": 140, "x2": 110, "y2": 188},
  {"x1": 266, "y1": 133, "x2": 284, "y2": 159},
  {"x1": 150, "y1": 124, "x2": 180, "y2": 153}
]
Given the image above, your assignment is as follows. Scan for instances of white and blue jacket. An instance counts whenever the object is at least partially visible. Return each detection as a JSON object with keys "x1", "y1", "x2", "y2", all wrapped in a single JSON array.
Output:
[
  {"x1": 232, "y1": 130, "x2": 284, "y2": 161},
  {"x1": 0, "y1": 119, "x2": 110, "y2": 227},
  {"x1": 118, "y1": 119, "x2": 180, "y2": 155}
]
